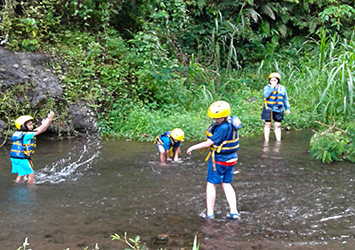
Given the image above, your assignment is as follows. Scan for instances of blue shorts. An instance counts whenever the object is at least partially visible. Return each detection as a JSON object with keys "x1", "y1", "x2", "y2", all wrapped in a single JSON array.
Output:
[
  {"x1": 261, "y1": 108, "x2": 284, "y2": 122},
  {"x1": 207, "y1": 161, "x2": 235, "y2": 184},
  {"x1": 11, "y1": 158, "x2": 34, "y2": 176}
]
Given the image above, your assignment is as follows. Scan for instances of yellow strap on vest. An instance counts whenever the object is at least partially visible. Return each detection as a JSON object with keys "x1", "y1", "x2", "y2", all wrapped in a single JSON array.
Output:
[
  {"x1": 264, "y1": 100, "x2": 274, "y2": 124},
  {"x1": 204, "y1": 150, "x2": 217, "y2": 171},
  {"x1": 204, "y1": 132, "x2": 239, "y2": 171},
  {"x1": 154, "y1": 136, "x2": 163, "y2": 145},
  {"x1": 264, "y1": 98, "x2": 268, "y2": 109}
]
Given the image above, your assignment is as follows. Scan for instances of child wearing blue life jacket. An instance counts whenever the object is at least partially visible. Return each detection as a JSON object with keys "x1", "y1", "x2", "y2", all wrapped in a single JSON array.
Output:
[
  {"x1": 154, "y1": 128, "x2": 184, "y2": 163},
  {"x1": 187, "y1": 101, "x2": 241, "y2": 220},
  {"x1": 262, "y1": 72, "x2": 291, "y2": 142},
  {"x1": 10, "y1": 111, "x2": 54, "y2": 184}
]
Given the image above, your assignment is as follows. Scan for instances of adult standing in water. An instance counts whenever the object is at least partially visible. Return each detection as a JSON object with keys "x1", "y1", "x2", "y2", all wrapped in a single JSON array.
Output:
[
  {"x1": 187, "y1": 101, "x2": 241, "y2": 220},
  {"x1": 262, "y1": 72, "x2": 290, "y2": 142},
  {"x1": 10, "y1": 111, "x2": 54, "y2": 184}
]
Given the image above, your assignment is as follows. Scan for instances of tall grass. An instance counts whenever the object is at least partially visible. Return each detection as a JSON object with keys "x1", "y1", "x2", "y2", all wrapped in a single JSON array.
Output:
[
  {"x1": 313, "y1": 34, "x2": 354, "y2": 123},
  {"x1": 198, "y1": 10, "x2": 249, "y2": 77}
]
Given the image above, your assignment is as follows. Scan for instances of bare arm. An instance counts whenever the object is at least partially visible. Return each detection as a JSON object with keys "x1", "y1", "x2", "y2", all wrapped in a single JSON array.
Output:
[
  {"x1": 172, "y1": 146, "x2": 181, "y2": 161},
  {"x1": 34, "y1": 111, "x2": 54, "y2": 136},
  {"x1": 187, "y1": 139, "x2": 214, "y2": 155}
]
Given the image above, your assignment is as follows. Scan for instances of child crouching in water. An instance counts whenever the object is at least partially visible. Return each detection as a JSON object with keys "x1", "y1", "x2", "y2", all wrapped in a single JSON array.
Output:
[{"x1": 154, "y1": 128, "x2": 184, "y2": 163}]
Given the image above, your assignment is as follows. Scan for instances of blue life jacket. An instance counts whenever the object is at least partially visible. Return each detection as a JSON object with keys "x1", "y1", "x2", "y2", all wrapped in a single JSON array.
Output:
[
  {"x1": 264, "y1": 86, "x2": 284, "y2": 109},
  {"x1": 205, "y1": 117, "x2": 240, "y2": 170},
  {"x1": 154, "y1": 131, "x2": 172, "y2": 146},
  {"x1": 154, "y1": 131, "x2": 180, "y2": 156},
  {"x1": 10, "y1": 131, "x2": 36, "y2": 159}
]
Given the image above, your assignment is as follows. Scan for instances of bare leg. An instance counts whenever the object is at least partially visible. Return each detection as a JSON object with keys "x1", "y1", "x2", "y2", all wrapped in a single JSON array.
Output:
[
  {"x1": 14, "y1": 175, "x2": 24, "y2": 183},
  {"x1": 264, "y1": 122, "x2": 271, "y2": 142},
  {"x1": 273, "y1": 141, "x2": 281, "y2": 153},
  {"x1": 274, "y1": 122, "x2": 282, "y2": 141},
  {"x1": 159, "y1": 152, "x2": 165, "y2": 163},
  {"x1": 165, "y1": 151, "x2": 171, "y2": 162},
  {"x1": 27, "y1": 173, "x2": 35, "y2": 184},
  {"x1": 222, "y1": 183, "x2": 238, "y2": 214},
  {"x1": 206, "y1": 182, "x2": 216, "y2": 216}
]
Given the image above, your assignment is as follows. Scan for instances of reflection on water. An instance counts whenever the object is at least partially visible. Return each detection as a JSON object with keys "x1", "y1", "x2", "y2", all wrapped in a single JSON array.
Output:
[
  {"x1": 261, "y1": 140, "x2": 282, "y2": 160},
  {"x1": 0, "y1": 131, "x2": 354, "y2": 249},
  {"x1": 8, "y1": 185, "x2": 37, "y2": 206}
]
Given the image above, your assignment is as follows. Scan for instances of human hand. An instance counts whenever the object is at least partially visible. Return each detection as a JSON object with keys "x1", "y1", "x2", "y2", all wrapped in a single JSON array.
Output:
[
  {"x1": 48, "y1": 111, "x2": 54, "y2": 119},
  {"x1": 270, "y1": 82, "x2": 278, "y2": 88},
  {"x1": 187, "y1": 147, "x2": 192, "y2": 155},
  {"x1": 286, "y1": 110, "x2": 290, "y2": 115},
  {"x1": 41, "y1": 111, "x2": 54, "y2": 125}
]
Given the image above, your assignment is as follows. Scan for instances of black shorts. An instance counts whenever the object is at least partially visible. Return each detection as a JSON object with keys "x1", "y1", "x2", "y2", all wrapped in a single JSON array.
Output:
[{"x1": 261, "y1": 108, "x2": 284, "y2": 122}]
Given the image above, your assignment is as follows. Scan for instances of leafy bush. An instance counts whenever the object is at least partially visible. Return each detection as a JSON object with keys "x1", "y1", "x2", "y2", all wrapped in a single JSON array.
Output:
[
  {"x1": 310, "y1": 123, "x2": 355, "y2": 163},
  {"x1": 310, "y1": 132, "x2": 347, "y2": 163}
]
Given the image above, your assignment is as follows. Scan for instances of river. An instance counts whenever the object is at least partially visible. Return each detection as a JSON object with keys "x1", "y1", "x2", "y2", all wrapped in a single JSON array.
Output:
[{"x1": 0, "y1": 131, "x2": 354, "y2": 249}]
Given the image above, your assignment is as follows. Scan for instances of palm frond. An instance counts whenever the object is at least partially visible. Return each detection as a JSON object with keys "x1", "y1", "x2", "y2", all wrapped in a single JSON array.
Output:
[
  {"x1": 246, "y1": 8, "x2": 261, "y2": 23},
  {"x1": 261, "y1": 4, "x2": 275, "y2": 20}
]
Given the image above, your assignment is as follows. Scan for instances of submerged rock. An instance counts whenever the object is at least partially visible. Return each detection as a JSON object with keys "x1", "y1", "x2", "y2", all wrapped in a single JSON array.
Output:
[{"x1": 154, "y1": 234, "x2": 170, "y2": 244}]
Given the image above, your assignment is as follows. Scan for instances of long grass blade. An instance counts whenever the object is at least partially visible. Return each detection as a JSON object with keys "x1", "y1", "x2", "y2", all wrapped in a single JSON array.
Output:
[{"x1": 347, "y1": 67, "x2": 354, "y2": 110}]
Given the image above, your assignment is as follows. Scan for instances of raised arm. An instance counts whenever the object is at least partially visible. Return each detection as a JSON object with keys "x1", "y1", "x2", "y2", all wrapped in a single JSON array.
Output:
[
  {"x1": 34, "y1": 111, "x2": 54, "y2": 136},
  {"x1": 263, "y1": 84, "x2": 275, "y2": 98}
]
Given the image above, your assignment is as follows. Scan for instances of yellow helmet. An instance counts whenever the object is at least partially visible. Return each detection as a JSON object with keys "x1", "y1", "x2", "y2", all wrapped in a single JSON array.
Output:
[
  {"x1": 171, "y1": 128, "x2": 184, "y2": 141},
  {"x1": 268, "y1": 72, "x2": 281, "y2": 80},
  {"x1": 207, "y1": 101, "x2": 231, "y2": 118},
  {"x1": 15, "y1": 115, "x2": 34, "y2": 130}
]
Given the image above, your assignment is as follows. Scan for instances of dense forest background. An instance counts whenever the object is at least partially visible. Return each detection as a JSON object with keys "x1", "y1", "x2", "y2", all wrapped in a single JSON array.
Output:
[{"x1": 0, "y1": 0, "x2": 354, "y2": 163}]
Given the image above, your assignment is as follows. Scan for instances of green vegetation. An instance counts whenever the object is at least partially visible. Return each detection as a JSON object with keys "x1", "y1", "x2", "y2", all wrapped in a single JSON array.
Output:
[
  {"x1": 1, "y1": 0, "x2": 354, "y2": 162},
  {"x1": 310, "y1": 121, "x2": 355, "y2": 163},
  {"x1": 111, "y1": 232, "x2": 145, "y2": 250}
]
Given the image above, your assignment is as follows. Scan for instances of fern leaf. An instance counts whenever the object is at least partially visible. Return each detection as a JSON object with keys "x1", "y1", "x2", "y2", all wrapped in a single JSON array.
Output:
[{"x1": 261, "y1": 4, "x2": 275, "y2": 20}]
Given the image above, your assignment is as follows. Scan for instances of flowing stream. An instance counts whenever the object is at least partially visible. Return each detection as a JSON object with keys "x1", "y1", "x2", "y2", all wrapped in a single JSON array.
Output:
[{"x1": 0, "y1": 131, "x2": 354, "y2": 249}]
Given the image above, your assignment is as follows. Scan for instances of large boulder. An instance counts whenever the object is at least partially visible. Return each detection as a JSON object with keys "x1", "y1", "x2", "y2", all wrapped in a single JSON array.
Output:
[
  {"x1": 0, "y1": 47, "x2": 98, "y2": 138},
  {"x1": 0, "y1": 119, "x2": 5, "y2": 140},
  {"x1": 0, "y1": 47, "x2": 62, "y2": 106},
  {"x1": 68, "y1": 101, "x2": 98, "y2": 134}
]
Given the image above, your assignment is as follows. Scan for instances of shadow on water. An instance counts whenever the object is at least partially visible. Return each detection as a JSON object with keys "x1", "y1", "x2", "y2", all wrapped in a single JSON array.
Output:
[{"x1": 0, "y1": 130, "x2": 354, "y2": 249}]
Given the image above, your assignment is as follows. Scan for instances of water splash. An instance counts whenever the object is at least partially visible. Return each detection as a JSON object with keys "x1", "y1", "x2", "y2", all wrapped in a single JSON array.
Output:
[{"x1": 35, "y1": 136, "x2": 101, "y2": 184}]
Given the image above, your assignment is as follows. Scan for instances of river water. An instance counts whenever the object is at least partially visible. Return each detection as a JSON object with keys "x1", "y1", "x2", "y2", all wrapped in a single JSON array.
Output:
[{"x1": 0, "y1": 131, "x2": 354, "y2": 249}]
